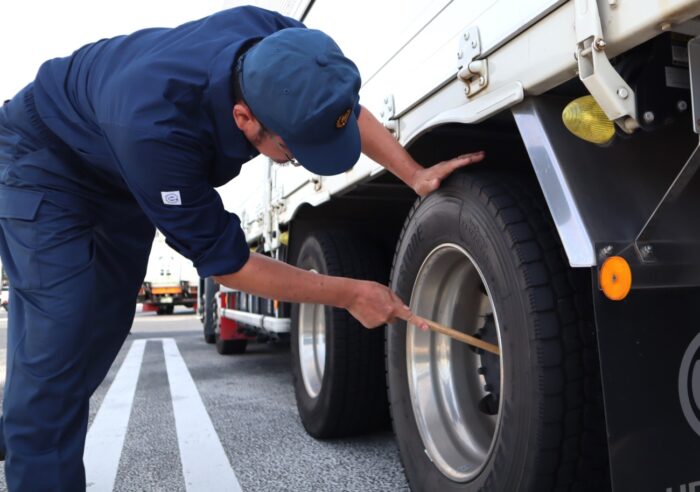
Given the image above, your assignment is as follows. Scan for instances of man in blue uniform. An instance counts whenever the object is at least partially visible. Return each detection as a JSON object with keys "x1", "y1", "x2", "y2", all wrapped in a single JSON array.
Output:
[{"x1": 0, "y1": 6, "x2": 483, "y2": 490}]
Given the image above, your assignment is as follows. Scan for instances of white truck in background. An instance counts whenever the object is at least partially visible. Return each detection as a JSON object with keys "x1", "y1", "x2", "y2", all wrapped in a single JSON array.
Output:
[
  {"x1": 139, "y1": 231, "x2": 199, "y2": 315},
  {"x1": 201, "y1": 1, "x2": 700, "y2": 490}
]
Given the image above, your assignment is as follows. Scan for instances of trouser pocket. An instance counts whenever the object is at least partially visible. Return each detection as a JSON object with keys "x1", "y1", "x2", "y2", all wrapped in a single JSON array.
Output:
[{"x1": 0, "y1": 186, "x2": 43, "y2": 290}]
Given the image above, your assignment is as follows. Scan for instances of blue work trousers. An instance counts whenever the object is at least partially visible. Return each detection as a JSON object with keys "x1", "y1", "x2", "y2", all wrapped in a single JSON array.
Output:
[{"x1": 0, "y1": 86, "x2": 155, "y2": 491}]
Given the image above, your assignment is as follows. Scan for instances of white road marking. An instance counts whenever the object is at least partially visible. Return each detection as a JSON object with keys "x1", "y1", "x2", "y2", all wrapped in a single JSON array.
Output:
[
  {"x1": 84, "y1": 337, "x2": 242, "y2": 492},
  {"x1": 162, "y1": 338, "x2": 242, "y2": 492},
  {"x1": 84, "y1": 339, "x2": 146, "y2": 491}
]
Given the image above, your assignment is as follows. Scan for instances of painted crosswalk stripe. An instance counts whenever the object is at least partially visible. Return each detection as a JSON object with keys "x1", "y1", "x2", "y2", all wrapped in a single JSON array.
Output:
[
  {"x1": 162, "y1": 338, "x2": 242, "y2": 492},
  {"x1": 84, "y1": 338, "x2": 241, "y2": 491},
  {"x1": 84, "y1": 339, "x2": 146, "y2": 491}
]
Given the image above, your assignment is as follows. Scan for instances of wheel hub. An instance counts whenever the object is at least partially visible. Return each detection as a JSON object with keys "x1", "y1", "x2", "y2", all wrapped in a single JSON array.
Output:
[
  {"x1": 407, "y1": 244, "x2": 503, "y2": 482},
  {"x1": 298, "y1": 300, "x2": 326, "y2": 398}
]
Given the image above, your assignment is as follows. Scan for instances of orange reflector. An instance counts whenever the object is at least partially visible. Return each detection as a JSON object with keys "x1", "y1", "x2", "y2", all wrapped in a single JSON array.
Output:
[{"x1": 599, "y1": 256, "x2": 632, "y2": 301}]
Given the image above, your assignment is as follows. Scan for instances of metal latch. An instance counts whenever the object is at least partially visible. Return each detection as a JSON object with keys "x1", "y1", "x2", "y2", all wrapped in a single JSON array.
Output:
[
  {"x1": 574, "y1": 0, "x2": 638, "y2": 132},
  {"x1": 380, "y1": 95, "x2": 400, "y2": 140},
  {"x1": 458, "y1": 27, "x2": 488, "y2": 98}
]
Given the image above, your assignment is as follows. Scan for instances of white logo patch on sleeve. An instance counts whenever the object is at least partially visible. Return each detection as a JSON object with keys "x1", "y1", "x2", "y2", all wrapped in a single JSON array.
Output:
[{"x1": 161, "y1": 191, "x2": 182, "y2": 206}]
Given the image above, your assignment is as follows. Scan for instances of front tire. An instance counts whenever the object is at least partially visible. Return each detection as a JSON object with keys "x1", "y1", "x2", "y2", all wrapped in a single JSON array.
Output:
[
  {"x1": 291, "y1": 230, "x2": 389, "y2": 438},
  {"x1": 387, "y1": 171, "x2": 607, "y2": 491}
]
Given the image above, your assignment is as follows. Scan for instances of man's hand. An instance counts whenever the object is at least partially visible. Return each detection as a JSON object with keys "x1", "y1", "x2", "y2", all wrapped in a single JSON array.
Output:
[
  {"x1": 411, "y1": 151, "x2": 485, "y2": 197},
  {"x1": 358, "y1": 106, "x2": 485, "y2": 198},
  {"x1": 344, "y1": 279, "x2": 418, "y2": 329}
]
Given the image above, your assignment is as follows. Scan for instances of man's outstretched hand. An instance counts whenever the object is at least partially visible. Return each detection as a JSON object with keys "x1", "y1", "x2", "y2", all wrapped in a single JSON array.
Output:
[
  {"x1": 344, "y1": 279, "x2": 430, "y2": 331},
  {"x1": 411, "y1": 151, "x2": 485, "y2": 197}
]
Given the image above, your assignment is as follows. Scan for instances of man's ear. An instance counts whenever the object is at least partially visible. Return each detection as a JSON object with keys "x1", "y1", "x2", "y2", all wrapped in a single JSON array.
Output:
[{"x1": 232, "y1": 102, "x2": 256, "y2": 132}]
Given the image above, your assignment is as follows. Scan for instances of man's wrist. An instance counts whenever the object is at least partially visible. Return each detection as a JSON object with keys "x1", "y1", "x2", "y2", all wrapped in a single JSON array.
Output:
[{"x1": 331, "y1": 277, "x2": 360, "y2": 310}]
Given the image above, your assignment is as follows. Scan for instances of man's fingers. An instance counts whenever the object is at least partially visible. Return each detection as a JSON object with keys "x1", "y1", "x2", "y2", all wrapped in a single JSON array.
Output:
[
  {"x1": 394, "y1": 307, "x2": 430, "y2": 332},
  {"x1": 386, "y1": 289, "x2": 429, "y2": 331},
  {"x1": 453, "y1": 151, "x2": 485, "y2": 167},
  {"x1": 433, "y1": 151, "x2": 485, "y2": 177},
  {"x1": 394, "y1": 308, "x2": 412, "y2": 322},
  {"x1": 411, "y1": 314, "x2": 430, "y2": 331}
]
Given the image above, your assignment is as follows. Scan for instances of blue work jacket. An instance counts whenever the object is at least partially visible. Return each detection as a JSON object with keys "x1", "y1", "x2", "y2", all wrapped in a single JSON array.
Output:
[{"x1": 30, "y1": 6, "x2": 303, "y2": 277}]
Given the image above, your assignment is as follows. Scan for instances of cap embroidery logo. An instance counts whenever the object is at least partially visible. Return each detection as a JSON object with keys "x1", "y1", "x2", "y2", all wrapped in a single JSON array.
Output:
[{"x1": 336, "y1": 108, "x2": 352, "y2": 128}]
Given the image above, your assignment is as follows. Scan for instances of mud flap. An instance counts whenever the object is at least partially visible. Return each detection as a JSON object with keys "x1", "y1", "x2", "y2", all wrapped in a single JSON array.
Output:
[{"x1": 593, "y1": 285, "x2": 700, "y2": 491}]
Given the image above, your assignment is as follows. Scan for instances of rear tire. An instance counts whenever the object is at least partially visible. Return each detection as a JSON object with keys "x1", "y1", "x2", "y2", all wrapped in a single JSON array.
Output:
[
  {"x1": 291, "y1": 230, "x2": 389, "y2": 438},
  {"x1": 387, "y1": 171, "x2": 608, "y2": 491}
]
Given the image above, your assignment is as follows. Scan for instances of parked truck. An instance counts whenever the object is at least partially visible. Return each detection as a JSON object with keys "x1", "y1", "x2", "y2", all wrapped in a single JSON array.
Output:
[
  {"x1": 200, "y1": 1, "x2": 700, "y2": 490},
  {"x1": 139, "y1": 230, "x2": 199, "y2": 315}
]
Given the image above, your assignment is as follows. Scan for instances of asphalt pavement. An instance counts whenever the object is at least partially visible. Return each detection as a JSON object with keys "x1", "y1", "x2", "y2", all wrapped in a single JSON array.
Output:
[{"x1": 0, "y1": 308, "x2": 409, "y2": 491}]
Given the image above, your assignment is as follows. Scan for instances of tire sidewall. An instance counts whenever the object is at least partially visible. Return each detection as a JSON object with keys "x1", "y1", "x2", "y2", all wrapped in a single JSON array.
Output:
[{"x1": 388, "y1": 179, "x2": 540, "y2": 491}]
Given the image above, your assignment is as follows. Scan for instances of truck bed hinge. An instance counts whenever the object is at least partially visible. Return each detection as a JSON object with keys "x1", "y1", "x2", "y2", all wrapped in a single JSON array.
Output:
[
  {"x1": 380, "y1": 94, "x2": 400, "y2": 140},
  {"x1": 457, "y1": 26, "x2": 488, "y2": 98},
  {"x1": 574, "y1": 0, "x2": 639, "y2": 133}
]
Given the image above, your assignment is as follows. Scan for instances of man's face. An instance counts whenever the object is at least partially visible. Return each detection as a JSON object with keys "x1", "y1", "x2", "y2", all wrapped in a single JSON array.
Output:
[
  {"x1": 232, "y1": 103, "x2": 298, "y2": 166},
  {"x1": 254, "y1": 131, "x2": 298, "y2": 166}
]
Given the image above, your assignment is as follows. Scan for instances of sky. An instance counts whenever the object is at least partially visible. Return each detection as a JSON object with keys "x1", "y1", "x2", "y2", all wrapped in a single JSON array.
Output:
[
  {"x1": 0, "y1": 0, "x2": 286, "y2": 267},
  {"x1": 0, "y1": 0, "x2": 250, "y2": 101}
]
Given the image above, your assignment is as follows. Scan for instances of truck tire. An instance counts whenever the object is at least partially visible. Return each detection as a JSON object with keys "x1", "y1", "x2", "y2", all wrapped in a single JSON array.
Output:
[
  {"x1": 387, "y1": 171, "x2": 608, "y2": 492},
  {"x1": 291, "y1": 230, "x2": 389, "y2": 438},
  {"x1": 212, "y1": 297, "x2": 248, "y2": 355},
  {"x1": 202, "y1": 277, "x2": 218, "y2": 344},
  {"x1": 156, "y1": 305, "x2": 174, "y2": 315},
  {"x1": 215, "y1": 337, "x2": 247, "y2": 355}
]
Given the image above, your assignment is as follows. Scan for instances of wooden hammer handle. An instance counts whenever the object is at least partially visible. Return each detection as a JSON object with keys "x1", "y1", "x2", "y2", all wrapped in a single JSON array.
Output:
[{"x1": 406, "y1": 316, "x2": 501, "y2": 356}]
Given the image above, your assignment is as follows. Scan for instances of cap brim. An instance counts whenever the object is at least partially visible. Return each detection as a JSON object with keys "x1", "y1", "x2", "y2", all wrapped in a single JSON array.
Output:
[{"x1": 284, "y1": 114, "x2": 361, "y2": 176}]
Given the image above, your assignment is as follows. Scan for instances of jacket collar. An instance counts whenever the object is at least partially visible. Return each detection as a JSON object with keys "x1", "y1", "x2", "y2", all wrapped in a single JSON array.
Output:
[{"x1": 206, "y1": 41, "x2": 259, "y2": 166}]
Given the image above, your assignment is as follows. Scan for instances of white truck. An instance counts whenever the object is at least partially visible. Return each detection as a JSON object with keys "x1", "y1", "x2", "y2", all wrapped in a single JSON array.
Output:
[
  {"x1": 139, "y1": 230, "x2": 199, "y2": 315},
  {"x1": 201, "y1": 1, "x2": 700, "y2": 490}
]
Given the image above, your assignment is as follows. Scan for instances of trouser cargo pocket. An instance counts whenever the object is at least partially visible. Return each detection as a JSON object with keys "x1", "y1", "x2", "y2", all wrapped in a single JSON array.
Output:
[{"x1": 0, "y1": 185, "x2": 44, "y2": 290}]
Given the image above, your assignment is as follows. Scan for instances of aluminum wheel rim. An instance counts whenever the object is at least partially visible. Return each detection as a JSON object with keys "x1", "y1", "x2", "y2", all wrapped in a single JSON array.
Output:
[
  {"x1": 299, "y1": 293, "x2": 326, "y2": 399},
  {"x1": 407, "y1": 243, "x2": 503, "y2": 482}
]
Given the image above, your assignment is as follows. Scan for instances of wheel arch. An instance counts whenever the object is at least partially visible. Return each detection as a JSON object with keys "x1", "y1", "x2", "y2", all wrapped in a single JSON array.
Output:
[{"x1": 285, "y1": 113, "x2": 534, "y2": 266}]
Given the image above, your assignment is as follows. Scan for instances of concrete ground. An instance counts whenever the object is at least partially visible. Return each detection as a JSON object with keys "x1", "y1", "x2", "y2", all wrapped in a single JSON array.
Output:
[{"x1": 0, "y1": 308, "x2": 409, "y2": 491}]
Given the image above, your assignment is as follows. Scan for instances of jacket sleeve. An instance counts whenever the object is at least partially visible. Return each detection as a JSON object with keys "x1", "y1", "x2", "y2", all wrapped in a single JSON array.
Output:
[{"x1": 102, "y1": 123, "x2": 250, "y2": 278}]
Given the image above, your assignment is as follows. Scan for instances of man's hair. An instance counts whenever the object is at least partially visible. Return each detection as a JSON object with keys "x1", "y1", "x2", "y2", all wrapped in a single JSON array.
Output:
[
  {"x1": 231, "y1": 68, "x2": 246, "y2": 105},
  {"x1": 232, "y1": 59, "x2": 270, "y2": 136}
]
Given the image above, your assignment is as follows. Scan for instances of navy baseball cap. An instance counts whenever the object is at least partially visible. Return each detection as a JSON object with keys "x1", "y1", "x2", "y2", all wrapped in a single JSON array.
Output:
[{"x1": 238, "y1": 28, "x2": 362, "y2": 176}]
